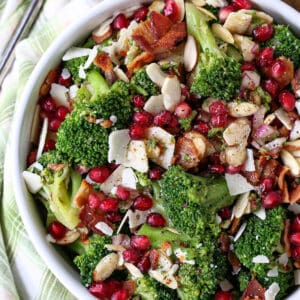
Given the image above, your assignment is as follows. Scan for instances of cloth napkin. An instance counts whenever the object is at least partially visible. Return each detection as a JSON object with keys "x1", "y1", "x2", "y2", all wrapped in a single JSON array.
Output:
[{"x1": 0, "y1": 1, "x2": 104, "y2": 299}]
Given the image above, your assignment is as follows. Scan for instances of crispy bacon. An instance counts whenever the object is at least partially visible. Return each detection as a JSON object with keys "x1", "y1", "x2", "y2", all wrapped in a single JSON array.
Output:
[
  {"x1": 175, "y1": 136, "x2": 200, "y2": 169},
  {"x1": 228, "y1": 251, "x2": 241, "y2": 274},
  {"x1": 94, "y1": 52, "x2": 113, "y2": 72},
  {"x1": 292, "y1": 67, "x2": 300, "y2": 96},
  {"x1": 220, "y1": 232, "x2": 230, "y2": 253},
  {"x1": 260, "y1": 159, "x2": 280, "y2": 182},
  {"x1": 242, "y1": 279, "x2": 265, "y2": 300},
  {"x1": 243, "y1": 170, "x2": 260, "y2": 185},
  {"x1": 151, "y1": 11, "x2": 173, "y2": 40},
  {"x1": 127, "y1": 51, "x2": 155, "y2": 74}
]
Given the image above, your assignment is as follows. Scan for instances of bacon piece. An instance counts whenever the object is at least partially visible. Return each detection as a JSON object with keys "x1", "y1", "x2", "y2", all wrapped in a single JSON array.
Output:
[
  {"x1": 228, "y1": 217, "x2": 242, "y2": 235},
  {"x1": 282, "y1": 219, "x2": 291, "y2": 257},
  {"x1": 228, "y1": 251, "x2": 241, "y2": 274},
  {"x1": 39, "y1": 68, "x2": 60, "y2": 98},
  {"x1": 260, "y1": 159, "x2": 280, "y2": 183},
  {"x1": 292, "y1": 68, "x2": 300, "y2": 96},
  {"x1": 220, "y1": 232, "x2": 230, "y2": 253},
  {"x1": 242, "y1": 279, "x2": 265, "y2": 300},
  {"x1": 175, "y1": 136, "x2": 200, "y2": 169},
  {"x1": 278, "y1": 166, "x2": 290, "y2": 190},
  {"x1": 127, "y1": 51, "x2": 155, "y2": 74},
  {"x1": 132, "y1": 18, "x2": 154, "y2": 52},
  {"x1": 94, "y1": 52, "x2": 113, "y2": 72},
  {"x1": 149, "y1": 248, "x2": 160, "y2": 270},
  {"x1": 290, "y1": 185, "x2": 300, "y2": 204},
  {"x1": 243, "y1": 170, "x2": 260, "y2": 185},
  {"x1": 150, "y1": 11, "x2": 173, "y2": 40}
]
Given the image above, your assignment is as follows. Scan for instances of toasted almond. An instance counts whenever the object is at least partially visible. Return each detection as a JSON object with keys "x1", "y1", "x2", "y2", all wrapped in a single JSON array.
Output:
[
  {"x1": 197, "y1": 6, "x2": 217, "y2": 20},
  {"x1": 233, "y1": 192, "x2": 250, "y2": 219},
  {"x1": 149, "y1": 270, "x2": 178, "y2": 289},
  {"x1": 146, "y1": 63, "x2": 167, "y2": 87},
  {"x1": 174, "y1": 0, "x2": 185, "y2": 22},
  {"x1": 114, "y1": 66, "x2": 129, "y2": 83},
  {"x1": 191, "y1": 0, "x2": 206, "y2": 7},
  {"x1": 284, "y1": 140, "x2": 300, "y2": 152},
  {"x1": 274, "y1": 108, "x2": 293, "y2": 130},
  {"x1": 56, "y1": 230, "x2": 80, "y2": 245},
  {"x1": 184, "y1": 131, "x2": 207, "y2": 160},
  {"x1": 162, "y1": 76, "x2": 181, "y2": 112},
  {"x1": 223, "y1": 118, "x2": 251, "y2": 146},
  {"x1": 240, "y1": 9, "x2": 273, "y2": 24},
  {"x1": 144, "y1": 95, "x2": 165, "y2": 115},
  {"x1": 292, "y1": 150, "x2": 300, "y2": 157},
  {"x1": 93, "y1": 253, "x2": 119, "y2": 281},
  {"x1": 212, "y1": 23, "x2": 234, "y2": 44},
  {"x1": 73, "y1": 179, "x2": 93, "y2": 208},
  {"x1": 234, "y1": 34, "x2": 258, "y2": 62},
  {"x1": 224, "y1": 12, "x2": 252, "y2": 34},
  {"x1": 184, "y1": 35, "x2": 198, "y2": 72},
  {"x1": 280, "y1": 149, "x2": 300, "y2": 177},
  {"x1": 264, "y1": 113, "x2": 276, "y2": 125},
  {"x1": 92, "y1": 18, "x2": 113, "y2": 44},
  {"x1": 105, "y1": 244, "x2": 125, "y2": 252},
  {"x1": 228, "y1": 101, "x2": 259, "y2": 117}
]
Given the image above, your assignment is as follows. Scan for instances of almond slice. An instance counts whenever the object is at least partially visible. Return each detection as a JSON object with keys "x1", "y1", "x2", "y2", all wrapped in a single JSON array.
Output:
[
  {"x1": 146, "y1": 63, "x2": 167, "y2": 87},
  {"x1": 162, "y1": 76, "x2": 181, "y2": 112},
  {"x1": 184, "y1": 35, "x2": 198, "y2": 72},
  {"x1": 212, "y1": 23, "x2": 234, "y2": 44},
  {"x1": 224, "y1": 12, "x2": 252, "y2": 34},
  {"x1": 149, "y1": 270, "x2": 178, "y2": 289},
  {"x1": 114, "y1": 66, "x2": 129, "y2": 83},
  {"x1": 223, "y1": 118, "x2": 251, "y2": 146},
  {"x1": 228, "y1": 101, "x2": 259, "y2": 117},
  {"x1": 92, "y1": 17, "x2": 113, "y2": 44},
  {"x1": 56, "y1": 230, "x2": 80, "y2": 245},
  {"x1": 280, "y1": 149, "x2": 300, "y2": 177},
  {"x1": 93, "y1": 253, "x2": 119, "y2": 281},
  {"x1": 191, "y1": 0, "x2": 206, "y2": 7},
  {"x1": 284, "y1": 140, "x2": 300, "y2": 152},
  {"x1": 197, "y1": 6, "x2": 217, "y2": 20},
  {"x1": 144, "y1": 95, "x2": 165, "y2": 115},
  {"x1": 174, "y1": 0, "x2": 185, "y2": 22}
]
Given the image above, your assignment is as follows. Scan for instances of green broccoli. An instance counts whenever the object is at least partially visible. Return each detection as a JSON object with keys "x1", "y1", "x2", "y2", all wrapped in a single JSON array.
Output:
[
  {"x1": 73, "y1": 234, "x2": 111, "y2": 287},
  {"x1": 64, "y1": 56, "x2": 88, "y2": 84},
  {"x1": 186, "y1": 3, "x2": 241, "y2": 100},
  {"x1": 86, "y1": 69, "x2": 109, "y2": 95},
  {"x1": 130, "y1": 67, "x2": 160, "y2": 97},
  {"x1": 178, "y1": 110, "x2": 197, "y2": 131},
  {"x1": 38, "y1": 149, "x2": 68, "y2": 167},
  {"x1": 238, "y1": 269, "x2": 252, "y2": 292},
  {"x1": 262, "y1": 24, "x2": 300, "y2": 68},
  {"x1": 134, "y1": 276, "x2": 179, "y2": 300}
]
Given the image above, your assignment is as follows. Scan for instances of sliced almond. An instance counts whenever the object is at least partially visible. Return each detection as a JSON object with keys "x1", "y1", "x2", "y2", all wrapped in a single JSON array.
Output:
[
  {"x1": 212, "y1": 23, "x2": 234, "y2": 44},
  {"x1": 93, "y1": 253, "x2": 119, "y2": 281},
  {"x1": 228, "y1": 101, "x2": 259, "y2": 118},
  {"x1": 233, "y1": 192, "x2": 250, "y2": 218},
  {"x1": 56, "y1": 230, "x2": 80, "y2": 245},
  {"x1": 146, "y1": 63, "x2": 167, "y2": 87},
  {"x1": 292, "y1": 150, "x2": 300, "y2": 157},
  {"x1": 280, "y1": 149, "x2": 300, "y2": 177},
  {"x1": 264, "y1": 113, "x2": 276, "y2": 125},
  {"x1": 197, "y1": 6, "x2": 217, "y2": 20},
  {"x1": 73, "y1": 180, "x2": 93, "y2": 208},
  {"x1": 233, "y1": 34, "x2": 258, "y2": 62},
  {"x1": 224, "y1": 12, "x2": 252, "y2": 34},
  {"x1": 149, "y1": 270, "x2": 178, "y2": 289},
  {"x1": 114, "y1": 66, "x2": 129, "y2": 83},
  {"x1": 225, "y1": 145, "x2": 247, "y2": 167},
  {"x1": 274, "y1": 108, "x2": 293, "y2": 130},
  {"x1": 124, "y1": 262, "x2": 144, "y2": 279},
  {"x1": 162, "y1": 76, "x2": 181, "y2": 112},
  {"x1": 284, "y1": 140, "x2": 300, "y2": 152},
  {"x1": 144, "y1": 95, "x2": 165, "y2": 115},
  {"x1": 191, "y1": 0, "x2": 206, "y2": 7},
  {"x1": 184, "y1": 35, "x2": 198, "y2": 72},
  {"x1": 105, "y1": 244, "x2": 125, "y2": 252},
  {"x1": 92, "y1": 17, "x2": 113, "y2": 44},
  {"x1": 223, "y1": 118, "x2": 251, "y2": 146}
]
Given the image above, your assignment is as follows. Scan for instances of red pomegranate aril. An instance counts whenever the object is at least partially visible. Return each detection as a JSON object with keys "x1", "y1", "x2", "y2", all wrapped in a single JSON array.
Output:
[
  {"x1": 58, "y1": 75, "x2": 72, "y2": 87},
  {"x1": 181, "y1": 85, "x2": 190, "y2": 99},
  {"x1": 226, "y1": 164, "x2": 243, "y2": 174},
  {"x1": 270, "y1": 59, "x2": 286, "y2": 78},
  {"x1": 253, "y1": 24, "x2": 274, "y2": 42},
  {"x1": 256, "y1": 47, "x2": 274, "y2": 68},
  {"x1": 149, "y1": 167, "x2": 164, "y2": 180},
  {"x1": 122, "y1": 248, "x2": 141, "y2": 264},
  {"x1": 215, "y1": 290, "x2": 234, "y2": 300},
  {"x1": 88, "y1": 193, "x2": 101, "y2": 209},
  {"x1": 175, "y1": 102, "x2": 192, "y2": 119},
  {"x1": 290, "y1": 232, "x2": 300, "y2": 247},
  {"x1": 116, "y1": 185, "x2": 130, "y2": 201},
  {"x1": 111, "y1": 288, "x2": 129, "y2": 300},
  {"x1": 49, "y1": 118, "x2": 62, "y2": 132},
  {"x1": 129, "y1": 123, "x2": 146, "y2": 139},
  {"x1": 209, "y1": 100, "x2": 228, "y2": 115},
  {"x1": 132, "y1": 94, "x2": 146, "y2": 107},
  {"x1": 231, "y1": 0, "x2": 252, "y2": 9},
  {"x1": 133, "y1": 194, "x2": 153, "y2": 211},
  {"x1": 154, "y1": 110, "x2": 172, "y2": 127},
  {"x1": 137, "y1": 255, "x2": 151, "y2": 273},
  {"x1": 291, "y1": 246, "x2": 300, "y2": 259},
  {"x1": 169, "y1": 115, "x2": 179, "y2": 128},
  {"x1": 163, "y1": 0, "x2": 179, "y2": 22},
  {"x1": 133, "y1": 110, "x2": 153, "y2": 126},
  {"x1": 131, "y1": 235, "x2": 151, "y2": 250},
  {"x1": 89, "y1": 166, "x2": 111, "y2": 183},
  {"x1": 133, "y1": 6, "x2": 149, "y2": 22},
  {"x1": 56, "y1": 106, "x2": 69, "y2": 121},
  {"x1": 209, "y1": 164, "x2": 225, "y2": 174},
  {"x1": 210, "y1": 114, "x2": 228, "y2": 128},
  {"x1": 43, "y1": 139, "x2": 56, "y2": 152},
  {"x1": 106, "y1": 211, "x2": 123, "y2": 223},
  {"x1": 113, "y1": 13, "x2": 128, "y2": 30},
  {"x1": 218, "y1": 207, "x2": 232, "y2": 220},
  {"x1": 88, "y1": 282, "x2": 108, "y2": 299},
  {"x1": 262, "y1": 78, "x2": 279, "y2": 98},
  {"x1": 241, "y1": 62, "x2": 256, "y2": 72},
  {"x1": 291, "y1": 216, "x2": 300, "y2": 233},
  {"x1": 49, "y1": 221, "x2": 67, "y2": 239},
  {"x1": 100, "y1": 197, "x2": 119, "y2": 212},
  {"x1": 147, "y1": 212, "x2": 166, "y2": 227},
  {"x1": 27, "y1": 149, "x2": 38, "y2": 166},
  {"x1": 194, "y1": 122, "x2": 210, "y2": 135},
  {"x1": 278, "y1": 90, "x2": 296, "y2": 112},
  {"x1": 260, "y1": 177, "x2": 273, "y2": 193},
  {"x1": 42, "y1": 97, "x2": 56, "y2": 112},
  {"x1": 218, "y1": 5, "x2": 236, "y2": 23},
  {"x1": 262, "y1": 190, "x2": 283, "y2": 209}
]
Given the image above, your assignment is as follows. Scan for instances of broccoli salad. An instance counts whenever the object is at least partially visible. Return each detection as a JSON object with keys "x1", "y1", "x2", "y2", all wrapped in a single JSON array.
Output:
[{"x1": 22, "y1": 0, "x2": 300, "y2": 299}]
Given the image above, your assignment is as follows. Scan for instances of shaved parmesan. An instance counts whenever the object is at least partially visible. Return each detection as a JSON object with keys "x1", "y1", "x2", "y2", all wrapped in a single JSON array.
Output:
[
  {"x1": 79, "y1": 64, "x2": 86, "y2": 79},
  {"x1": 62, "y1": 47, "x2": 91, "y2": 61},
  {"x1": 253, "y1": 207, "x2": 266, "y2": 220},
  {"x1": 233, "y1": 222, "x2": 247, "y2": 242},
  {"x1": 95, "y1": 222, "x2": 113, "y2": 236},
  {"x1": 252, "y1": 255, "x2": 270, "y2": 264},
  {"x1": 267, "y1": 266, "x2": 278, "y2": 277},
  {"x1": 50, "y1": 83, "x2": 69, "y2": 107},
  {"x1": 36, "y1": 118, "x2": 48, "y2": 160},
  {"x1": 144, "y1": 95, "x2": 165, "y2": 115},
  {"x1": 101, "y1": 165, "x2": 125, "y2": 194},
  {"x1": 121, "y1": 168, "x2": 137, "y2": 190},
  {"x1": 274, "y1": 108, "x2": 292, "y2": 130},
  {"x1": 124, "y1": 140, "x2": 149, "y2": 173},
  {"x1": 22, "y1": 171, "x2": 42, "y2": 194},
  {"x1": 290, "y1": 120, "x2": 300, "y2": 140},
  {"x1": 243, "y1": 148, "x2": 255, "y2": 172},
  {"x1": 108, "y1": 129, "x2": 130, "y2": 164},
  {"x1": 83, "y1": 45, "x2": 98, "y2": 69},
  {"x1": 114, "y1": 66, "x2": 129, "y2": 83},
  {"x1": 69, "y1": 84, "x2": 79, "y2": 99},
  {"x1": 61, "y1": 68, "x2": 71, "y2": 79},
  {"x1": 128, "y1": 209, "x2": 149, "y2": 229},
  {"x1": 265, "y1": 282, "x2": 280, "y2": 300},
  {"x1": 225, "y1": 173, "x2": 254, "y2": 196}
]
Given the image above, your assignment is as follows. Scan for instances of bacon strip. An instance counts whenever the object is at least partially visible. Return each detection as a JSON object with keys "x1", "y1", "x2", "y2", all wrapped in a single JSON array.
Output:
[
  {"x1": 94, "y1": 52, "x2": 113, "y2": 72},
  {"x1": 127, "y1": 51, "x2": 155, "y2": 74},
  {"x1": 242, "y1": 279, "x2": 265, "y2": 300}
]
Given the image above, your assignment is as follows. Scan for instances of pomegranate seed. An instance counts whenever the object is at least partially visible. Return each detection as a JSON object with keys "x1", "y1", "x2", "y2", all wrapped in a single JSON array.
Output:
[
  {"x1": 181, "y1": 85, "x2": 190, "y2": 99},
  {"x1": 116, "y1": 185, "x2": 130, "y2": 201},
  {"x1": 231, "y1": 0, "x2": 252, "y2": 10},
  {"x1": 262, "y1": 78, "x2": 279, "y2": 98},
  {"x1": 133, "y1": 6, "x2": 149, "y2": 22},
  {"x1": 89, "y1": 166, "x2": 111, "y2": 183},
  {"x1": 27, "y1": 149, "x2": 37, "y2": 166},
  {"x1": 154, "y1": 110, "x2": 172, "y2": 127},
  {"x1": 194, "y1": 122, "x2": 210, "y2": 135},
  {"x1": 88, "y1": 193, "x2": 101, "y2": 209},
  {"x1": 132, "y1": 94, "x2": 146, "y2": 107},
  {"x1": 48, "y1": 221, "x2": 67, "y2": 239},
  {"x1": 131, "y1": 235, "x2": 151, "y2": 250},
  {"x1": 270, "y1": 59, "x2": 286, "y2": 78},
  {"x1": 226, "y1": 164, "x2": 243, "y2": 174},
  {"x1": 218, "y1": 5, "x2": 236, "y2": 23},
  {"x1": 291, "y1": 215, "x2": 300, "y2": 233},
  {"x1": 218, "y1": 207, "x2": 232, "y2": 220},
  {"x1": 113, "y1": 13, "x2": 128, "y2": 30},
  {"x1": 43, "y1": 139, "x2": 56, "y2": 152},
  {"x1": 41, "y1": 97, "x2": 56, "y2": 112},
  {"x1": 291, "y1": 246, "x2": 300, "y2": 259},
  {"x1": 278, "y1": 90, "x2": 296, "y2": 112},
  {"x1": 169, "y1": 115, "x2": 179, "y2": 128},
  {"x1": 149, "y1": 167, "x2": 164, "y2": 180},
  {"x1": 241, "y1": 62, "x2": 256, "y2": 72},
  {"x1": 99, "y1": 197, "x2": 119, "y2": 212},
  {"x1": 133, "y1": 194, "x2": 153, "y2": 211},
  {"x1": 106, "y1": 279, "x2": 122, "y2": 296},
  {"x1": 163, "y1": 0, "x2": 180, "y2": 22},
  {"x1": 256, "y1": 47, "x2": 274, "y2": 68},
  {"x1": 129, "y1": 123, "x2": 146, "y2": 139},
  {"x1": 209, "y1": 100, "x2": 228, "y2": 115},
  {"x1": 262, "y1": 190, "x2": 282, "y2": 209},
  {"x1": 260, "y1": 178, "x2": 273, "y2": 193},
  {"x1": 175, "y1": 102, "x2": 192, "y2": 118},
  {"x1": 122, "y1": 248, "x2": 141, "y2": 264},
  {"x1": 49, "y1": 118, "x2": 62, "y2": 132},
  {"x1": 137, "y1": 255, "x2": 151, "y2": 273},
  {"x1": 58, "y1": 75, "x2": 72, "y2": 87},
  {"x1": 210, "y1": 114, "x2": 228, "y2": 127},
  {"x1": 108, "y1": 162, "x2": 119, "y2": 171},
  {"x1": 215, "y1": 290, "x2": 234, "y2": 300},
  {"x1": 106, "y1": 211, "x2": 123, "y2": 223},
  {"x1": 209, "y1": 152, "x2": 221, "y2": 164},
  {"x1": 133, "y1": 110, "x2": 153, "y2": 126},
  {"x1": 209, "y1": 164, "x2": 225, "y2": 174},
  {"x1": 88, "y1": 282, "x2": 108, "y2": 298},
  {"x1": 290, "y1": 232, "x2": 300, "y2": 247},
  {"x1": 111, "y1": 288, "x2": 129, "y2": 300},
  {"x1": 253, "y1": 24, "x2": 274, "y2": 42},
  {"x1": 56, "y1": 106, "x2": 69, "y2": 121},
  {"x1": 147, "y1": 212, "x2": 166, "y2": 227}
]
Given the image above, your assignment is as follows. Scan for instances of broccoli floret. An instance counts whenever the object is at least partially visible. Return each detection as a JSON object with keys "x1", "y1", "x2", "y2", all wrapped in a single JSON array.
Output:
[
  {"x1": 178, "y1": 110, "x2": 197, "y2": 131},
  {"x1": 134, "y1": 276, "x2": 179, "y2": 300},
  {"x1": 186, "y1": 3, "x2": 241, "y2": 100},
  {"x1": 159, "y1": 165, "x2": 235, "y2": 238},
  {"x1": 38, "y1": 149, "x2": 68, "y2": 167},
  {"x1": 234, "y1": 206, "x2": 286, "y2": 276},
  {"x1": 38, "y1": 164, "x2": 81, "y2": 229},
  {"x1": 87, "y1": 69, "x2": 109, "y2": 95},
  {"x1": 130, "y1": 67, "x2": 160, "y2": 97},
  {"x1": 262, "y1": 25, "x2": 300, "y2": 68},
  {"x1": 75, "y1": 85, "x2": 92, "y2": 102},
  {"x1": 73, "y1": 234, "x2": 110, "y2": 287},
  {"x1": 135, "y1": 171, "x2": 152, "y2": 188},
  {"x1": 64, "y1": 56, "x2": 88, "y2": 84},
  {"x1": 238, "y1": 269, "x2": 252, "y2": 292}
]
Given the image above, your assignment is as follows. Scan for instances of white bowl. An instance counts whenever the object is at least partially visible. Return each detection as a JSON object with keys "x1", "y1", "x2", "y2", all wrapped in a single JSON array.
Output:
[{"x1": 11, "y1": 0, "x2": 300, "y2": 299}]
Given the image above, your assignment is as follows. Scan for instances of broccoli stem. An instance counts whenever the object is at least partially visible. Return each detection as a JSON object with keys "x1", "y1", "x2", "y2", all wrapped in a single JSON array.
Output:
[{"x1": 87, "y1": 70, "x2": 109, "y2": 95}]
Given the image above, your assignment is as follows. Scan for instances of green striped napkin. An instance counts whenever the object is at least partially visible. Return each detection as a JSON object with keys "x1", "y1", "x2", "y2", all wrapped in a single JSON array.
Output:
[{"x1": 0, "y1": 1, "x2": 103, "y2": 299}]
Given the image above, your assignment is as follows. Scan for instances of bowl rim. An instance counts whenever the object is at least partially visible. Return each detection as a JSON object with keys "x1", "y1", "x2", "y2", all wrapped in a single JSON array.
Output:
[{"x1": 10, "y1": 0, "x2": 300, "y2": 299}]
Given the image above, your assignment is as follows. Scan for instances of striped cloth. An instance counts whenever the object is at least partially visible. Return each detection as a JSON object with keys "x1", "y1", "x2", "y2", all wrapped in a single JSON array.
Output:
[{"x1": 0, "y1": 1, "x2": 103, "y2": 299}]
